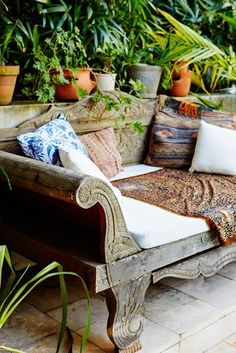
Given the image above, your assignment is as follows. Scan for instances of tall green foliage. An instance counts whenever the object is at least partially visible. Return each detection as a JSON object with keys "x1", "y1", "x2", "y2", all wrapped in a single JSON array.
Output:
[
  {"x1": 156, "y1": 0, "x2": 236, "y2": 52},
  {"x1": 0, "y1": 245, "x2": 91, "y2": 353},
  {"x1": 1, "y1": 0, "x2": 236, "y2": 95}
]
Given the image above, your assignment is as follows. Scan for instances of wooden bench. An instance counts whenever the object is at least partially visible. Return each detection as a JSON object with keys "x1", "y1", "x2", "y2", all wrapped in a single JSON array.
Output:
[{"x1": 0, "y1": 94, "x2": 235, "y2": 353}]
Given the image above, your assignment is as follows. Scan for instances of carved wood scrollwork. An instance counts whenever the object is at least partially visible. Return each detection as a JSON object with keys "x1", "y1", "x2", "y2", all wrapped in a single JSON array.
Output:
[
  {"x1": 77, "y1": 176, "x2": 145, "y2": 353},
  {"x1": 17, "y1": 92, "x2": 154, "y2": 129},
  {"x1": 152, "y1": 242, "x2": 236, "y2": 284},
  {"x1": 106, "y1": 273, "x2": 151, "y2": 353},
  {"x1": 76, "y1": 176, "x2": 140, "y2": 264}
]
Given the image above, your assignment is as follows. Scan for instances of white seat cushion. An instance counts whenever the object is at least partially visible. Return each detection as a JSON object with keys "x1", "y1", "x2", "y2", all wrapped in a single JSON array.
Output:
[
  {"x1": 122, "y1": 196, "x2": 210, "y2": 249},
  {"x1": 115, "y1": 164, "x2": 211, "y2": 249}
]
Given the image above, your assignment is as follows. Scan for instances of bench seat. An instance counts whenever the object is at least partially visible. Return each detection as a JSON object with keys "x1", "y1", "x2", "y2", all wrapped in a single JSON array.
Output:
[{"x1": 112, "y1": 164, "x2": 211, "y2": 249}]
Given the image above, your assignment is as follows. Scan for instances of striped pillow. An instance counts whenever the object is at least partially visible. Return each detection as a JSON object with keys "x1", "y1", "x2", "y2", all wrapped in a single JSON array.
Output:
[
  {"x1": 80, "y1": 127, "x2": 123, "y2": 178},
  {"x1": 145, "y1": 112, "x2": 199, "y2": 168},
  {"x1": 145, "y1": 97, "x2": 236, "y2": 168}
]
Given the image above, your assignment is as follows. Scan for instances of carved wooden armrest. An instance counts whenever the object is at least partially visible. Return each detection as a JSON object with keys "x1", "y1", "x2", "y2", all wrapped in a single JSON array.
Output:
[
  {"x1": 0, "y1": 150, "x2": 140, "y2": 266},
  {"x1": 76, "y1": 177, "x2": 141, "y2": 263}
]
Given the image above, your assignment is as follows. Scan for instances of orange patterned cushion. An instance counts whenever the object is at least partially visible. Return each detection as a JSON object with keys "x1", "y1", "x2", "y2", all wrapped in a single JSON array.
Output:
[{"x1": 80, "y1": 127, "x2": 123, "y2": 178}]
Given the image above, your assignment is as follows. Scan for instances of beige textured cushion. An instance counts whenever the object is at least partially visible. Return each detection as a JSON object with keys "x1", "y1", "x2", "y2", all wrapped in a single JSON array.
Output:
[
  {"x1": 190, "y1": 121, "x2": 236, "y2": 175},
  {"x1": 80, "y1": 127, "x2": 123, "y2": 178}
]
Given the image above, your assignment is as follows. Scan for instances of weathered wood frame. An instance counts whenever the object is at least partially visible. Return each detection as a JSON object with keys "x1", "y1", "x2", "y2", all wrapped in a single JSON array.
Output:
[{"x1": 0, "y1": 95, "x2": 236, "y2": 353}]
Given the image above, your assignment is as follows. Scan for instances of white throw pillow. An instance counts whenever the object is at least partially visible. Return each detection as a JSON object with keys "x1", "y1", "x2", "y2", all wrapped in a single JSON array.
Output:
[
  {"x1": 189, "y1": 121, "x2": 236, "y2": 175},
  {"x1": 59, "y1": 148, "x2": 122, "y2": 204}
]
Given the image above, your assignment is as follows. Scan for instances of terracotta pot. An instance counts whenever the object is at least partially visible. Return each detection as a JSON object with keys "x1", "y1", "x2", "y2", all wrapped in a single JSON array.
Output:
[
  {"x1": 54, "y1": 68, "x2": 97, "y2": 101},
  {"x1": 173, "y1": 61, "x2": 189, "y2": 77},
  {"x1": 169, "y1": 62, "x2": 192, "y2": 97},
  {"x1": 0, "y1": 65, "x2": 20, "y2": 105}
]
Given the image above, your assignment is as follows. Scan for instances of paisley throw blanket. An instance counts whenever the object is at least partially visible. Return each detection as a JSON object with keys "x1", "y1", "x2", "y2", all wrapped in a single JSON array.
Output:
[{"x1": 112, "y1": 169, "x2": 236, "y2": 244}]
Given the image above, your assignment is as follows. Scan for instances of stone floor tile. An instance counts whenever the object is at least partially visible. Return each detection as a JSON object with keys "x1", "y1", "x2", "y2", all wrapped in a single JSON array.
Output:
[
  {"x1": 77, "y1": 317, "x2": 180, "y2": 353},
  {"x1": 162, "y1": 344, "x2": 180, "y2": 353},
  {"x1": 204, "y1": 342, "x2": 236, "y2": 353},
  {"x1": 27, "y1": 331, "x2": 105, "y2": 353},
  {"x1": 27, "y1": 331, "x2": 72, "y2": 353},
  {"x1": 175, "y1": 275, "x2": 236, "y2": 311},
  {"x1": 225, "y1": 332, "x2": 236, "y2": 347},
  {"x1": 218, "y1": 263, "x2": 236, "y2": 281},
  {"x1": 180, "y1": 310, "x2": 236, "y2": 353},
  {"x1": 76, "y1": 319, "x2": 114, "y2": 353},
  {"x1": 160, "y1": 277, "x2": 187, "y2": 288},
  {"x1": 145, "y1": 285, "x2": 220, "y2": 338},
  {"x1": 139, "y1": 320, "x2": 180, "y2": 353},
  {"x1": 48, "y1": 294, "x2": 108, "y2": 331},
  {"x1": 0, "y1": 303, "x2": 60, "y2": 351},
  {"x1": 72, "y1": 334, "x2": 107, "y2": 353},
  {"x1": 26, "y1": 277, "x2": 86, "y2": 313}
]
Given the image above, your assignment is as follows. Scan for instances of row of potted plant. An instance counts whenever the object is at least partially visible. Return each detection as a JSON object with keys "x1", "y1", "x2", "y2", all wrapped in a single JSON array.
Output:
[{"x1": 0, "y1": 5, "x2": 235, "y2": 105}]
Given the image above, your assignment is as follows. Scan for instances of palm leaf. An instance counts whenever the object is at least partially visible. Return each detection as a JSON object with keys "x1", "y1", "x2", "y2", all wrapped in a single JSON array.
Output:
[
  {"x1": 191, "y1": 63, "x2": 208, "y2": 94},
  {"x1": 223, "y1": 15, "x2": 236, "y2": 29},
  {"x1": 190, "y1": 92, "x2": 224, "y2": 111},
  {"x1": 156, "y1": 9, "x2": 226, "y2": 64}
]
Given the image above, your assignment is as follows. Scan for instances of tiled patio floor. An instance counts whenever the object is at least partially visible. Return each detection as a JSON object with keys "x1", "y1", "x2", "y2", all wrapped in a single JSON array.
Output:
[{"x1": 1, "y1": 253, "x2": 236, "y2": 353}]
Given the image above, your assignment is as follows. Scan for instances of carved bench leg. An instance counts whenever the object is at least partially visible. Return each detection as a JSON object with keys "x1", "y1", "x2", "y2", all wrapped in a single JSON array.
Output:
[{"x1": 105, "y1": 273, "x2": 151, "y2": 353}]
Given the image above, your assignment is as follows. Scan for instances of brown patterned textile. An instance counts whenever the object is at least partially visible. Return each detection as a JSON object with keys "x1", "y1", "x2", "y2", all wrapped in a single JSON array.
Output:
[{"x1": 112, "y1": 169, "x2": 236, "y2": 244}]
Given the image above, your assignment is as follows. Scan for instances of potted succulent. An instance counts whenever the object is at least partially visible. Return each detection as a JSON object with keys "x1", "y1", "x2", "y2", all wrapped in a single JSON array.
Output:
[
  {"x1": 31, "y1": 27, "x2": 96, "y2": 103},
  {"x1": 92, "y1": 43, "x2": 119, "y2": 91},
  {"x1": 0, "y1": 26, "x2": 20, "y2": 105}
]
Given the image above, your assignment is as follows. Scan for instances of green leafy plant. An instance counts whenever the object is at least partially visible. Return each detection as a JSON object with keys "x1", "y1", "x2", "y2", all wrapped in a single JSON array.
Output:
[
  {"x1": 157, "y1": 0, "x2": 236, "y2": 53},
  {"x1": 92, "y1": 43, "x2": 121, "y2": 73},
  {"x1": 118, "y1": 78, "x2": 146, "y2": 98},
  {"x1": 0, "y1": 245, "x2": 91, "y2": 353},
  {"x1": 22, "y1": 26, "x2": 88, "y2": 102},
  {"x1": 148, "y1": 9, "x2": 227, "y2": 90},
  {"x1": 201, "y1": 46, "x2": 236, "y2": 91},
  {"x1": 190, "y1": 92, "x2": 224, "y2": 110},
  {"x1": 2, "y1": 1, "x2": 236, "y2": 97},
  {"x1": 0, "y1": 25, "x2": 16, "y2": 65},
  {"x1": 35, "y1": 0, "x2": 125, "y2": 57},
  {"x1": 91, "y1": 89, "x2": 144, "y2": 134}
]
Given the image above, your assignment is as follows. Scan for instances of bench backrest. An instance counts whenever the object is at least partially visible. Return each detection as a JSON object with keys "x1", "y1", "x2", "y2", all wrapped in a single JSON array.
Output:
[{"x1": 0, "y1": 93, "x2": 157, "y2": 165}]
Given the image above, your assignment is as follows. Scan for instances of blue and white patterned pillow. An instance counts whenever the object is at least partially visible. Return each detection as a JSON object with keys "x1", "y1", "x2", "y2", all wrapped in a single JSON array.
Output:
[{"x1": 17, "y1": 113, "x2": 88, "y2": 165}]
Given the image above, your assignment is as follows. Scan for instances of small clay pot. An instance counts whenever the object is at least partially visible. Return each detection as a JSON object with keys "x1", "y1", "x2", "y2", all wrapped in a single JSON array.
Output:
[
  {"x1": 0, "y1": 65, "x2": 20, "y2": 105},
  {"x1": 169, "y1": 71, "x2": 192, "y2": 97},
  {"x1": 169, "y1": 62, "x2": 192, "y2": 97}
]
